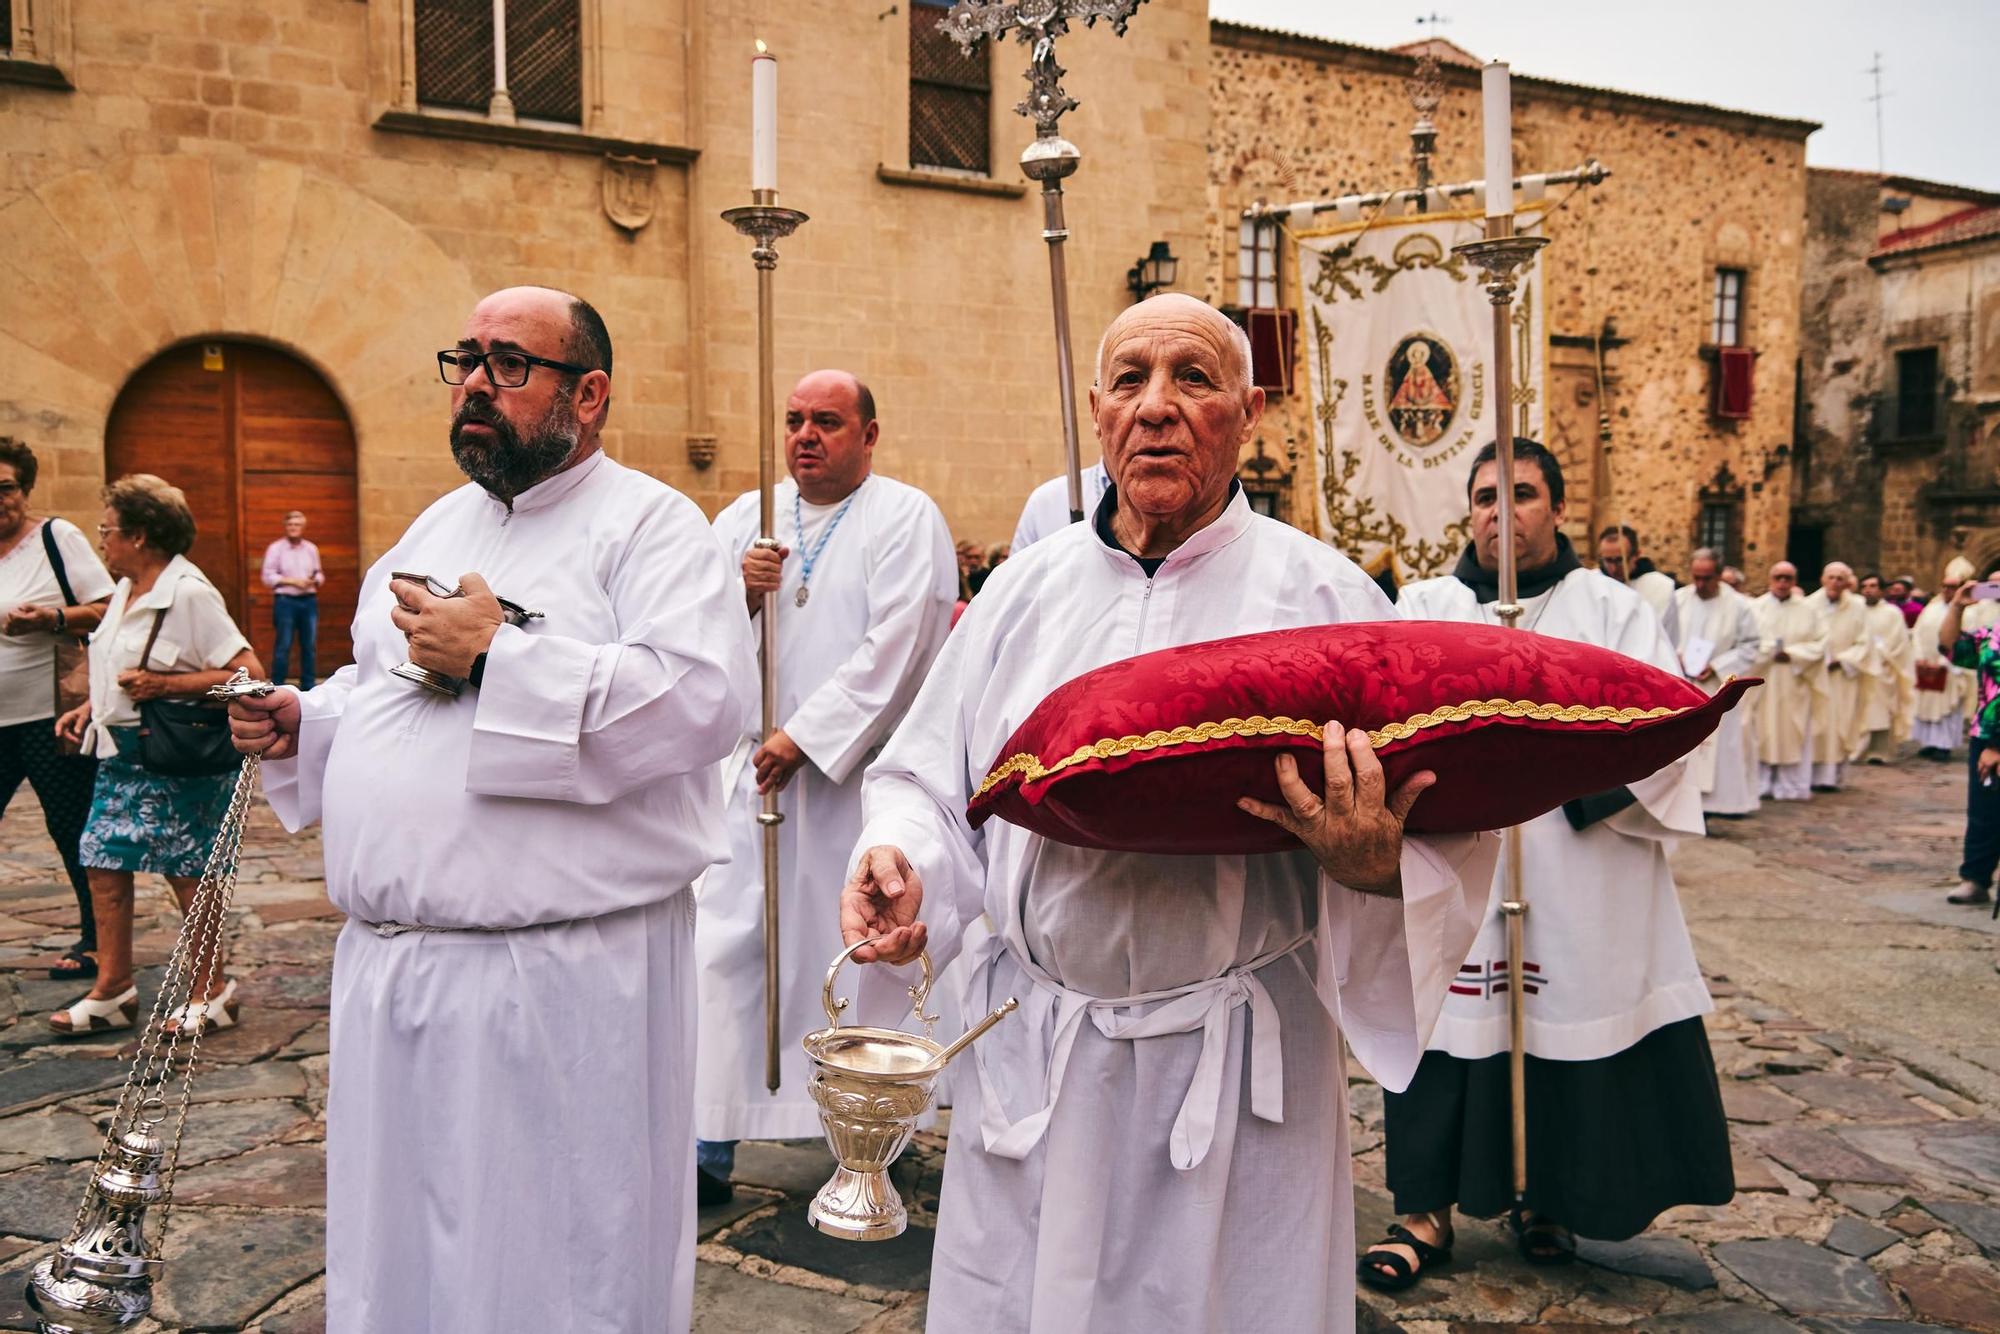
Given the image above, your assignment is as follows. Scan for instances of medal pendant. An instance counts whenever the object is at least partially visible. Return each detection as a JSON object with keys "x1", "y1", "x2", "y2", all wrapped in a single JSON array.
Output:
[{"x1": 795, "y1": 585, "x2": 810, "y2": 608}]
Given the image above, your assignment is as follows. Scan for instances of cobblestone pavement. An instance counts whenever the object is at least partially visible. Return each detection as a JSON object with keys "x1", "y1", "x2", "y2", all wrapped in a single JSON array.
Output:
[{"x1": 0, "y1": 753, "x2": 1994, "y2": 1330}]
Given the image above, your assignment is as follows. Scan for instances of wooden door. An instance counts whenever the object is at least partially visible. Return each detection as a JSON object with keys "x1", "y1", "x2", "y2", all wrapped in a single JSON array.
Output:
[{"x1": 104, "y1": 343, "x2": 360, "y2": 679}]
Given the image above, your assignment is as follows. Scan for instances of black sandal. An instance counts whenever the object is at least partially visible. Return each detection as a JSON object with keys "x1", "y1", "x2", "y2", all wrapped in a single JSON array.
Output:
[
  {"x1": 1513, "y1": 1211, "x2": 1575, "y2": 1265},
  {"x1": 1358, "y1": 1222, "x2": 1453, "y2": 1291},
  {"x1": 47, "y1": 947, "x2": 97, "y2": 981}
]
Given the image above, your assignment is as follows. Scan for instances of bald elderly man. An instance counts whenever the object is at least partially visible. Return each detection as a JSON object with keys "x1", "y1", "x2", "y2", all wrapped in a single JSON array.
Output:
[
  {"x1": 229, "y1": 287, "x2": 757, "y2": 1332},
  {"x1": 692, "y1": 370, "x2": 957, "y2": 1195},
  {"x1": 837, "y1": 293, "x2": 1497, "y2": 1332},
  {"x1": 1749, "y1": 561, "x2": 1829, "y2": 801},
  {"x1": 1804, "y1": 561, "x2": 1869, "y2": 790}
]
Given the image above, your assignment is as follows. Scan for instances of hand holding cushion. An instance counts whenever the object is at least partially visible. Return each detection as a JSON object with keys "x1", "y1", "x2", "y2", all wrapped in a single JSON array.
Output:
[{"x1": 1238, "y1": 722, "x2": 1434, "y2": 896}]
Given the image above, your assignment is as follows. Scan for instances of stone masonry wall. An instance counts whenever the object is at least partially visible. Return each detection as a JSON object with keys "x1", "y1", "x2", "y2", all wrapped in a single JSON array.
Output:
[{"x1": 1206, "y1": 27, "x2": 1812, "y2": 583}]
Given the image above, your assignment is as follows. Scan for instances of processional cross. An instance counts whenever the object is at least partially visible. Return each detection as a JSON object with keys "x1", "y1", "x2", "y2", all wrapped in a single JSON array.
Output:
[{"x1": 937, "y1": 0, "x2": 1147, "y2": 521}]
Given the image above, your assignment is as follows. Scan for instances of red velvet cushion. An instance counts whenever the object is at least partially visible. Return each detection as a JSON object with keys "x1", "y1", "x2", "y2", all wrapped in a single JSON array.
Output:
[{"x1": 967, "y1": 621, "x2": 1757, "y2": 853}]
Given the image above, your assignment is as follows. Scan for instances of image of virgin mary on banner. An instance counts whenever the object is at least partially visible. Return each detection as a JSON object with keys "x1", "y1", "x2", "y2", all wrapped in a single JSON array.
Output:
[{"x1": 1300, "y1": 210, "x2": 1546, "y2": 581}]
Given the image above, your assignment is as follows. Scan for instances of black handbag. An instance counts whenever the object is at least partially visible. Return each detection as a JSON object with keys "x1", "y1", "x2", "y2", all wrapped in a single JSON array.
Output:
[{"x1": 134, "y1": 608, "x2": 240, "y2": 777}]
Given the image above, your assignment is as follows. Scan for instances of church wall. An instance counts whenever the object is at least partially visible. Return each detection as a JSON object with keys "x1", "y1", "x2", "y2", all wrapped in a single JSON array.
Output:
[
  {"x1": 1, "y1": 0, "x2": 1216, "y2": 565},
  {"x1": 1206, "y1": 25, "x2": 1813, "y2": 584}
]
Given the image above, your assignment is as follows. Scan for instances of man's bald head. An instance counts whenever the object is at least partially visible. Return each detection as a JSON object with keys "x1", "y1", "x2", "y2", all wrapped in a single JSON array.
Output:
[
  {"x1": 1768, "y1": 561, "x2": 1798, "y2": 599},
  {"x1": 1095, "y1": 293, "x2": 1254, "y2": 394},
  {"x1": 785, "y1": 369, "x2": 878, "y2": 503},
  {"x1": 471, "y1": 286, "x2": 613, "y2": 377},
  {"x1": 1822, "y1": 561, "x2": 1854, "y2": 600}
]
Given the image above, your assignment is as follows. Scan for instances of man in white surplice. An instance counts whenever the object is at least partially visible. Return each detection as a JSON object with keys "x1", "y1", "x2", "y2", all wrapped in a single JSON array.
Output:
[
  {"x1": 228, "y1": 288, "x2": 756, "y2": 1334},
  {"x1": 1665, "y1": 547, "x2": 1761, "y2": 817},
  {"x1": 1852, "y1": 572, "x2": 1917, "y2": 764},
  {"x1": 1805, "y1": 561, "x2": 1868, "y2": 790},
  {"x1": 1750, "y1": 562, "x2": 1828, "y2": 802},
  {"x1": 834, "y1": 294, "x2": 1496, "y2": 1333},
  {"x1": 693, "y1": 370, "x2": 956, "y2": 1194},
  {"x1": 1010, "y1": 458, "x2": 1111, "y2": 553}
]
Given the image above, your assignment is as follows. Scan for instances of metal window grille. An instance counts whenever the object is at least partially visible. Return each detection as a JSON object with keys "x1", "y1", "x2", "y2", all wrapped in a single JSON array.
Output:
[
  {"x1": 1238, "y1": 216, "x2": 1279, "y2": 308},
  {"x1": 415, "y1": 0, "x2": 495, "y2": 113},
  {"x1": 909, "y1": 0, "x2": 990, "y2": 173},
  {"x1": 1697, "y1": 503, "x2": 1735, "y2": 565},
  {"x1": 507, "y1": 0, "x2": 581, "y2": 124},
  {"x1": 1709, "y1": 268, "x2": 1744, "y2": 347}
]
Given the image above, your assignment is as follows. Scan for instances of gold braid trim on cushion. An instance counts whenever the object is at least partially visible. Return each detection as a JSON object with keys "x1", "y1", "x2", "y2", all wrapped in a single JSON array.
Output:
[{"x1": 974, "y1": 698, "x2": 1692, "y2": 799}]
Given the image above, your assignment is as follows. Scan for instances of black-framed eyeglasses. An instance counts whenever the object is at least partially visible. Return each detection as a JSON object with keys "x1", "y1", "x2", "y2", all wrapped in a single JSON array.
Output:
[
  {"x1": 437, "y1": 348, "x2": 594, "y2": 389},
  {"x1": 0, "y1": 482, "x2": 22, "y2": 497}
]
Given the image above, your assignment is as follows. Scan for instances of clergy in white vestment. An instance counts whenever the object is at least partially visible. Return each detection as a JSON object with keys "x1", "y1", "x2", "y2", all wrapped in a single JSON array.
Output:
[
  {"x1": 1749, "y1": 562, "x2": 1829, "y2": 801},
  {"x1": 1596, "y1": 523, "x2": 1676, "y2": 615},
  {"x1": 835, "y1": 294, "x2": 1497, "y2": 1334},
  {"x1": 1805, "y1": 562, "x2": 1869, "y2": 789},
  {"x1": 1367, "y1": 439, "x2": 1732, "y2": 1290},
  {"x1": 228, "y1": 288, "x2": 757, "y2": 1334},
  {"x1": 1010, "y1": 457, "x2": 1111, "y2": 552},
  {"x1": 1664, "y1": 548, "x2": 1761, "y2": 817},
  {"x1": 1912, "y1": 557, "x2": 1976, "y2": 759},
  {"x1": 693, "y1": 370, "x2": 957, "y2": 1196},
  {"x1": 1853, "y1": 573, "x2": 1917, "y2": 764}
]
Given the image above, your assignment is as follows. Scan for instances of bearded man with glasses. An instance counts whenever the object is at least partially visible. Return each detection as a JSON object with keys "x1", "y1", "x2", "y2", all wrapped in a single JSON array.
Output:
[{"x1": 227, "y1": 286, "x2": 757, "y2": 1333}]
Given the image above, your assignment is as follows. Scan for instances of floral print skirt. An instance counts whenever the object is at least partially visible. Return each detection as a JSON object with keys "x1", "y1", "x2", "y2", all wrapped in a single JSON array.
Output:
[{"x1": 78, "y1": 727, "x2": 235, "y2": 878}]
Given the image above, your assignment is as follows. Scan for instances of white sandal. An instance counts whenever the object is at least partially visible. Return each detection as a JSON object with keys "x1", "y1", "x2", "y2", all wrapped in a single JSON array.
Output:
[
  {"x1": 163, "y1": 978, "x2": 241, "y2": 1035},
  {"x1": 48, "y1": 986, "x2": 139, "y2": 1036}
]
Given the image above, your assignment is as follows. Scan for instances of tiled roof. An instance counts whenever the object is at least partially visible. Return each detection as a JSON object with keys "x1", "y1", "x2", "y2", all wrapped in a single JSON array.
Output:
[{"x1": 1874, "y1": 205, "x2": 2000, "y2": 258}]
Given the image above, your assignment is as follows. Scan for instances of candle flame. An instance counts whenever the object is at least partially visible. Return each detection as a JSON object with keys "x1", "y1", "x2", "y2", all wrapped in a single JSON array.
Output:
[{"x1": 755, "y1": 38, "x2": 768, "y2": 55}]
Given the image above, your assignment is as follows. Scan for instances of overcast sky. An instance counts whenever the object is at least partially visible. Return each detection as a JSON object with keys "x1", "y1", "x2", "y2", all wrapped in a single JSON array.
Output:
[{"x1": 1209, "y1": 1, "x2": 1999, "y2": 191}]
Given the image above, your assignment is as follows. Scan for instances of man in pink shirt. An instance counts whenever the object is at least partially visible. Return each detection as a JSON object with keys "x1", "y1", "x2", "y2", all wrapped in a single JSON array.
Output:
[{"x1": 261, "y1": 509, "x2": 323, "y2": 688}]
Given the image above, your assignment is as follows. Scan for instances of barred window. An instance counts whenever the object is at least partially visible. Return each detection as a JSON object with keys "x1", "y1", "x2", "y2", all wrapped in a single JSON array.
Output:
[
  {"x1": 1697, "y1": 502, "x2": 1736, "y2": 566},
  {"x1": 415, "y1": 0, "x2": 581, "y2": 125},
  {"x1": 1238, "y1": 216, "x2": 1279, "y2": 308},
  {"x1": 1709, "y1": 267, "x2": 1744, "y2": 347},
  {"x1": 909, "y1": 0, "x2": 990, "y2": 173}
]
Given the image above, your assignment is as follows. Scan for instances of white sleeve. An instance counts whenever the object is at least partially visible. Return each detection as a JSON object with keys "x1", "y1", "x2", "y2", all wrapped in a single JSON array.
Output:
[
  {"x1": 1322, "y1": 831, "x2": 1497, "y2": 1093},
  {"x1": 183, "y1": 582, "x2": 253, "y2": 668},
  {"x1": 464, "y1": 495, "x2": 759, "y2": 805},
  {"x1": 259, "y1": 667, "x2": 359, "y2": 833},
  {"x1": 52, "y1": 522, "x2": 116, "y2": 603},
  {"x1": 850, "y1": 610, "x2": 993, "y2": 976},
  {"x1": 787, "y1": 499, "x2": 958, "y2": 783}
]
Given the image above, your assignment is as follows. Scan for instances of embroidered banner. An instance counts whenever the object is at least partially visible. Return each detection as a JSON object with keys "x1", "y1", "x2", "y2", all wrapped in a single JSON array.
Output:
[{"x1": 1300, "y1": 210, "x2": 1547, "y2": 580}]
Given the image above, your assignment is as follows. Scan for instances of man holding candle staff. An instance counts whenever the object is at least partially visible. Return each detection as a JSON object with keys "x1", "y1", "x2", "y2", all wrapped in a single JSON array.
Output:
[
  {"x1": 1369, "y1": 439, "x2": 1734, "y2": 1285},
  {"x1": 836, "y1": 292, "x2": 1498, "y2": 1332},
  {"x1": 228, "y1": 285, "x2": 757, "y2": 1333},
  {"x1": 692, "y1": 369, "x2": 957, "y2": 1201}
]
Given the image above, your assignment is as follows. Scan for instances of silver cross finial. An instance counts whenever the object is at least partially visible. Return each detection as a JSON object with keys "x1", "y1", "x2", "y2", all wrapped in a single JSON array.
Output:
[{"x1": 936, "y1": 0, "x2": 1146, "y2": 139}]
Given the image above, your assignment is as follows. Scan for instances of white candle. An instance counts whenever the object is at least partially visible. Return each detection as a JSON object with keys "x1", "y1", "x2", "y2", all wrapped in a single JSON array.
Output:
[
  {"x1": 752, "y1": 42, "x2": 777, "y2": 194},
  {"x1": 1482, "y1": 59, "x2": 1513, "y2": 219}
]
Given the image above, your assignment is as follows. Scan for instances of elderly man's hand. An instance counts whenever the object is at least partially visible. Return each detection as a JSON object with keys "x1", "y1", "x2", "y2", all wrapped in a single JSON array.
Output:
[
  {"x1": 1237, "y1": 722, "x2": 1434, "y2": 896},
  {"x1": 229, "y1": 689, "x2": 301, "y2": 762},
  {"x1": 840, "y1": 845, "x2": 927, "y2": 964},
  {"x1": 390, "y1": 573, "x2": 502, "y2": 680}
]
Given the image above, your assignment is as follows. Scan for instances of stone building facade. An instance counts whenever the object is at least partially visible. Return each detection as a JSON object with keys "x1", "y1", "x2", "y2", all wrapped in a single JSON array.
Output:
[
  {"x1": 1795, "y1": 168, "x2": 2000, "y2": 587},
  {"x1": 1, "y1": 0, "x2": 1212, "y2": 672},
  {"x1": 1205, "y1": 26, "x2": 1816, "y2": 584}
]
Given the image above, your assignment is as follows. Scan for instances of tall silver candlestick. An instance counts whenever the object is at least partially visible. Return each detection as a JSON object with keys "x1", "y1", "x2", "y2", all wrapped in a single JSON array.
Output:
[
  {"x1": 723, "y1": 191, "x2": 808, "y2": 1093},
  {"x1": 1454, "y1": 216, "x2": 1549, "y2": 1202}
]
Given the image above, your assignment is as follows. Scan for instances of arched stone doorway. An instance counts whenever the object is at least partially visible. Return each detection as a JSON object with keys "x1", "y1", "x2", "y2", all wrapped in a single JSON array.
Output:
[{"x1": 104, "y1": 342, "x2": 360, "y2": 679}]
